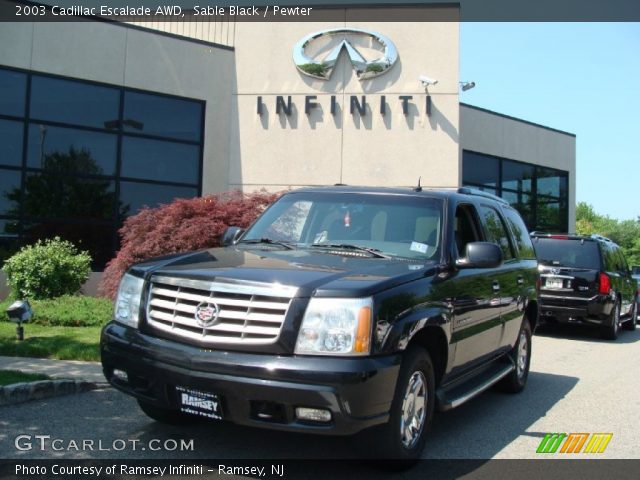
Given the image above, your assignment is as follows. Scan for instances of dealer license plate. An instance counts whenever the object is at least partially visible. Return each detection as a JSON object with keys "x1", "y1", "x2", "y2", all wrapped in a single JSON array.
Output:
[
  {"x1": 176, "y1": 386, "x2": 222, "y2": 420},
  {"x1": 546, "y1": 278, "x2": 564, "y2": 289}
]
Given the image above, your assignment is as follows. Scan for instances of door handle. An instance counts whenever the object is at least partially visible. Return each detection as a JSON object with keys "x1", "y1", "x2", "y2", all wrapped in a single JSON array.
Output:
[{"x1": 492, "y1": 282, "x2": 500, "y2": 292}]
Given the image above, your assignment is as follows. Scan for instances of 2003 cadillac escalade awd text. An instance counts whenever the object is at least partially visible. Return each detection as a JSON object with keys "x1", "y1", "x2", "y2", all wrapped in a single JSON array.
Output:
[{"x1": 101, "y1": 186, "x2": 539, "y2": 460}]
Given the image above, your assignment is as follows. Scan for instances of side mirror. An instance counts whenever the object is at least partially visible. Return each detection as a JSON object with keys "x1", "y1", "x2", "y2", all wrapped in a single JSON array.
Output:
[
  {"x1": 456, "y1": 242, "x2": 503, "y2": 269},
  {"x1": 221, "y1": 226, "x2": 244, "y2": 246}
]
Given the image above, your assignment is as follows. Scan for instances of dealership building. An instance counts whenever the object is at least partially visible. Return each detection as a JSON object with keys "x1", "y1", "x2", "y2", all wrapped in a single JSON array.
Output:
[{"x1": 0, "y1": 1, "x2": 575, "y2": 272}]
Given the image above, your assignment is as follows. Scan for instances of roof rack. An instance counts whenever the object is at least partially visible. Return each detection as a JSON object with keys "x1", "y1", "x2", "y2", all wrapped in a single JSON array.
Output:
[
  {"x1": 589, "y1": 234, "x2": 614, "y2": 243},
  {"x1": 457, "y1": 187, "x2": 509, "y2": 205}
]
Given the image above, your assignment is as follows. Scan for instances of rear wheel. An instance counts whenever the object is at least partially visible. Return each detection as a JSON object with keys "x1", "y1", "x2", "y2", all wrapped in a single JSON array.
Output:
[
  {"x1": 601, "y1": 300, "x2": 621, "y2": 340},
  {"x1": 366, "y1": 346, "x2": 435, "y2": 463},
  {"x1": 497, "y1": 317, "x2": 531, "y2": 393},
  {"x1": 624, "y1": 301, "x2": 637, "y2": 331}
]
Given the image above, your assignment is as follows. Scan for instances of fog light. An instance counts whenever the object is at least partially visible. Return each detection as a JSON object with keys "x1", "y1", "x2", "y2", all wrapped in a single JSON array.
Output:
[
  {"x1": 112, "y1": 369, "x2": 128, "y2": 382},
  {"x1": 295, "y1": 407, "x2": 332, "y2": 423}
]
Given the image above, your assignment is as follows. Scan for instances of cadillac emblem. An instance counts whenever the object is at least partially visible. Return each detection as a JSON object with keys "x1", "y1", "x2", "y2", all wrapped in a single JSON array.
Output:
[{"x1": 195, "y1": 302, "x2": 220, "y2": 328}]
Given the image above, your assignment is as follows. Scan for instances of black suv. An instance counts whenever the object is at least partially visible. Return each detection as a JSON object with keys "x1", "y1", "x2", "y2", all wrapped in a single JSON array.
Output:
[
  {"x1": 101, "y1": 186, "x2": 538, "y2": 460},
  {"x1": 531, "y1": 233, "x2": 637, "y2": 339}
]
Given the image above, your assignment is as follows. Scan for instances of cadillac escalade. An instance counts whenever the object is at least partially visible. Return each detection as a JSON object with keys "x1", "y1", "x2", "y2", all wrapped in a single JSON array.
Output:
[{"x1": 101, "y1": 186, "x2": 539, "y2": 460}]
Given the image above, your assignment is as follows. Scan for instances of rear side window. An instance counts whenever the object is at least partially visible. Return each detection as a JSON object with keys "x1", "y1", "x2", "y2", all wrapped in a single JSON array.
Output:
[
  {"x1": 502, "y1": 207, "x2": 535, "y2": 259},
  {"x1": 613, "y1": 246, "x2": 629, "y2": 273},
  {"x1": 601, "y1": 244, "x2": 617, "y2": 272},
  {"x1": 479, "y1": 205, "x2": 515, "y2": 261},
  {"x1": 532, "y1": 238, "x2": 601, "y2": 269}
]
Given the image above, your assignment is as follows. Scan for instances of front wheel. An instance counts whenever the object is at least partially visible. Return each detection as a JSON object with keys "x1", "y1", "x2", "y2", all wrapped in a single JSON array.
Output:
[
  {"x1": 366, "y1": 347, "x2": 435, "y2": 462},
  {"x1": 497, "y1": 317, "x2": 531, "y2": 393}
]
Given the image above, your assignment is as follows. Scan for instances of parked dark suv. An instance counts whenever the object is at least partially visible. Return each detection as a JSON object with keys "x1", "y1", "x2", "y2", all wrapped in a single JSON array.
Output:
[
  {"x1": 101, "y1": 186, "x2": 538, "y2": 460},
  {"x1": 531, "y1": 233, "x2": 637, "y2": 339}
]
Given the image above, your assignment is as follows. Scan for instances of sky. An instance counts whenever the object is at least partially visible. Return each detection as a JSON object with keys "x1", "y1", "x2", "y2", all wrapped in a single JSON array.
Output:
[{"x1": 460, "y1": 23, "x2": 640, "y2": 221}]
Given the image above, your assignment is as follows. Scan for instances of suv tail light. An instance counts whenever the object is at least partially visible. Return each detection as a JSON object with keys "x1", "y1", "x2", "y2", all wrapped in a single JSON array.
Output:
[{"x1": 598, "y1": 272, "x2": 611, "y2": 295}]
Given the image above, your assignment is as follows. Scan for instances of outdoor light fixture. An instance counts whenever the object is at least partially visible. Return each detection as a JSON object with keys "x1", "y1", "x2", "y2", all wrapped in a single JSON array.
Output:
[
  {"x1": 6, "y1": 300, "x2": 33, "y2": 341},
  {"x1": 460, "y1": 81, "x2": 476, "y2": 91}
]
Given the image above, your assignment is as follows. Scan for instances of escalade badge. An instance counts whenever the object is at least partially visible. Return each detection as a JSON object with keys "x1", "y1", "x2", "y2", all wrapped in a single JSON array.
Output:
[
  {"x1": 195, "y1": 302, "x2": 220, "y2": 328},
  {"x1": 293, "y1": 27, "x2": 399, "y2": 80}
]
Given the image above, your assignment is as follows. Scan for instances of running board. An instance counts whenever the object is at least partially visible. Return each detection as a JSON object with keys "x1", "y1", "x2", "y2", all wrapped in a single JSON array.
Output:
[{"x1": 436, "y1": 363, "x2": 515, "y2": 411}]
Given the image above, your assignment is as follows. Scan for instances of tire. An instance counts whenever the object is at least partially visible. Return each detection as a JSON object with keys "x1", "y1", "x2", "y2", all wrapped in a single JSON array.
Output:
[
  {"x1": 137, "y1": 399, "x2": 196, "y2": 425},
  {"x1": 365, "y1": 347, "x2": 436, "y2": 463},
  {"x1": 601, "y1": 300, "x2": 621, "y2": 340},
  {"x1": 497, "y1": 317, "x2": 531, "y2": 393},
  {"x1": 624, "y1": 301, "x2": 637, "y2": 331}
]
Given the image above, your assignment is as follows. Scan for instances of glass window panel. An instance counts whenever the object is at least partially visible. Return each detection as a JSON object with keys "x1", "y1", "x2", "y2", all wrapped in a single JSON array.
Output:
[
  {"x1": 22, "y1": 173, "x2": 116, "y2": 221},
  {"x1": 123, "y1": 91, "x2": 202, "y2": 141},
  {"x1": 0, "y1": 219, "x2": 20, "y2": 266},
  {"x1": 30, "y1": 75, "x2": 120, "y2": 129},
  {"x1": 502, "y1": 160, "x2": 534, "y2": 193},
  {"x1": 119, "y1": 181, "x2": 198, "y2": 216},
  {"x1": 536, "y1": 167, "x2": 567, "y2": 197},
  {"x1": 121, "y1": 137, "x2": 199, "y2": 184},
  {"x1": 535, "y1": 197, "x2": 561, "y2": 230},
  {"x1": 27, "y1": 124, "x2": 117, "y2": 175},
  {"x1": 502, "y1": 190, "x2": 533, "y2": 228},
  {"x1": 0, "y1": 69, "x2": 27, "y2": 117},
  {"x1": 0, "y1": 119, "x2": 24, "y2": 167},
  {"x1": 0, "y1": 168, "x2": 21, "y2": 216},
  {"x1": 462, "y1": 151, "x2": 499, "y2": 188},
  {"x1": 22, "y1": 221, "x2": 116, "y2": 270}
]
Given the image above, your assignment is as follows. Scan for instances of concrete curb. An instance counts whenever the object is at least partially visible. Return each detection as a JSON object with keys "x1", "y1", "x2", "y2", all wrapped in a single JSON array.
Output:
[{"x1": 0, "y1": 380, "x2": 109, "y2": 406}]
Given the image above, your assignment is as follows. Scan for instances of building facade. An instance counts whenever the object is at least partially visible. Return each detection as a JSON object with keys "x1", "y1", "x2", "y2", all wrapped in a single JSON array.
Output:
[{"x1": 0, "y1": 2, "x2": 575, "y2": 272}]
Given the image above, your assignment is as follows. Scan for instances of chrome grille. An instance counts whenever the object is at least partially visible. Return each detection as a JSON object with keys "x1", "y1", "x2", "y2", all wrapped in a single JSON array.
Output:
[{"x1": 146, "y1": 275, "x2": 297, "y2": 345}]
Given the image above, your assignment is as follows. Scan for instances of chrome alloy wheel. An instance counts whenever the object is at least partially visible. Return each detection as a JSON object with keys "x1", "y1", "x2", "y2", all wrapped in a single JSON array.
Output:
[
  {"x1": 516, "y1": 330, "x2": 528, "y2": 378},
  {"x1": 400, "y1": 371, "x2": 427, "y2": 449}
]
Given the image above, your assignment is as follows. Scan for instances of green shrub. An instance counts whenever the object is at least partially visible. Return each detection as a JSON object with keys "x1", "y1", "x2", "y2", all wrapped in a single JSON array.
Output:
[
  {"x1": 2, "y1": 237, "x2": 92, "y2": 300},
  {"x1": 0, "y1": 295, "x2": 113, "y2": 327}
]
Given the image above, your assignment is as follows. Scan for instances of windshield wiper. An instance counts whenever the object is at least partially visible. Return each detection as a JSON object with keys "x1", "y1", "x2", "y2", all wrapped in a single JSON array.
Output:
[
  {"x1": 239, "y1": 238, "x2": 296, "y2": 250},
  {"x1": 310, "y1": 243, "x2": 391, "y2": 259}
]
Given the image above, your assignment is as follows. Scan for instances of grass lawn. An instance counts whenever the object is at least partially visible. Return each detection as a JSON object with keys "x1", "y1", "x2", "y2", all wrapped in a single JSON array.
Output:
[
  {"x1": 0, "y1": 322, "x2": 102, "y2": 362},
  {"x1": 0, "y1": 369, "x2": 51, "y2": 386}
]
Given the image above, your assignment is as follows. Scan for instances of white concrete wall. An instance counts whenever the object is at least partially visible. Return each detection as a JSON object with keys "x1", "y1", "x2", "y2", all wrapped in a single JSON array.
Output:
[
  {"x1": 0, "y1": 18, "x2": 235, "y2": 195},
  {"x1": 229, "y1": 7, "x2": 460, "y2": 191},
  {"x1": 127, "y1": 14, "x2": 236, "y2": 47},
  {"x1": 460, "y1": 104, "x2": 577, "y2": 230}
]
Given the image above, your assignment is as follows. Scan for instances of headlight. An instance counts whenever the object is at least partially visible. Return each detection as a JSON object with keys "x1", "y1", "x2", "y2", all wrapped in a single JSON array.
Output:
[
  {"x1": 295, "y1": 298, "x2": 372, "y2": 356},
  {"x1": 114, "y1": 273, "x2": 144, "y2": 328}
]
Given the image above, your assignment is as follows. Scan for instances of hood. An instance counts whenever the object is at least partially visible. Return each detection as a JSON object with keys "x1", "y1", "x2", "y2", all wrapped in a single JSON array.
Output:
[{"x1": 130, "y1": 246, "x2": 438, "y2": 297}]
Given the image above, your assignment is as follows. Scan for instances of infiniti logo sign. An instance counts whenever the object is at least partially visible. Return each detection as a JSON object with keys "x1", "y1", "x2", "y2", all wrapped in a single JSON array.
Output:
[{"x1": 293, "y1": 27, "x2": 399, "y2": 80}]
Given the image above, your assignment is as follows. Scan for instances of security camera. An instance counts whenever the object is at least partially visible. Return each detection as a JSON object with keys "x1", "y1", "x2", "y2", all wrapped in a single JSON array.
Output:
[{"x1": 419, "y1": 75, "x2": 438, "y2": 87}]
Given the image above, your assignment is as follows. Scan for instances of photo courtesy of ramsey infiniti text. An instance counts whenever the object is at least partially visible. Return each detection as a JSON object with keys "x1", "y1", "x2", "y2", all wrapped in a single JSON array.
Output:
[{"x1": 101, "y1": 186, "x2": 539, "y2": 460}]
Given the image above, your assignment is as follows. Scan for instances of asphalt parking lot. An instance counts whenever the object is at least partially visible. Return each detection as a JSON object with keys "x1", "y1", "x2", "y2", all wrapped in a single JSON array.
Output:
[{"x1": 0, "y1": 324, "x2": 638, "y2": 463}]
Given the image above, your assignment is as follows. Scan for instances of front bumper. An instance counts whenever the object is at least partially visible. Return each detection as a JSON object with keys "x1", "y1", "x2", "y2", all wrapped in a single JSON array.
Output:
[{"x1": 100, "y1": 322, "x2": 401, "y2": 435}]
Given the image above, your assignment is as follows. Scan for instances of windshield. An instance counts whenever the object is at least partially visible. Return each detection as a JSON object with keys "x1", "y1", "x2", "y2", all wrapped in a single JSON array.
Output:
[
  {"x1": 532, "y1": 238, "x2": 601, "y2": 269},
  {"x1": 241, "y1": 192, "x2": 443, "y2": 260}
]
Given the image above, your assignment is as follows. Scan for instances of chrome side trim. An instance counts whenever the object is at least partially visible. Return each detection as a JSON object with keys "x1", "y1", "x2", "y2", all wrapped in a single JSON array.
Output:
[{"x1": 539, "y1": 294, "x2": 598, "y2": 301}]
